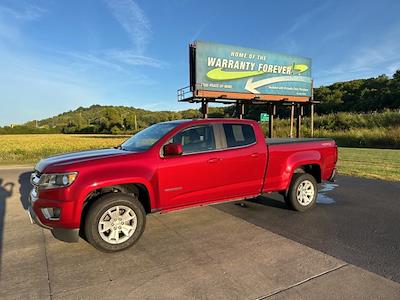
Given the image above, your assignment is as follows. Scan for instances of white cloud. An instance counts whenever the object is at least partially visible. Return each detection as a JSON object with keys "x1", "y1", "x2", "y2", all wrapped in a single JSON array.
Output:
[
  {"x1": 67, "y1": 52, "x2": 125, "y2": 72},
  {"x1": 0, "y1": 1, "x2": 169, "y2": 125},
  {"x1": 0, "y1": 4, "x2": 46, "y2": 21},
  {"x1": 273, "y1": 2, "x2": 331, "y2": 53},
  {"x1": 104, "y1": 0, "x2": 151, "y2": 54},
  {"x1": 0, "y1": 4, "x2": 46, "y2": 44},
  {"x1": 315, "y1": 24, "x2": 400, "y2": 85},
  {"x1": 100, "y1": 1, "x2": 166, "y2": 70},
  {"x1": 0, "y1": 48, "x2": 104, "y2": 126},
  {"x1": 106, "y1": 49, "x2": 165, "y2": 68}
]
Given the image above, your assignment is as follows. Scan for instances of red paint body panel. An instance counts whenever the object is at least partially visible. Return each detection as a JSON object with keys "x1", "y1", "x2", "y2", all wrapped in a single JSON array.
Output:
[
  {"x1": 31, "y1": 119, "x2": 337, "y2": 230},
  {"x1": 263, "y1": 140, "x2": 337, "y2": 192}
]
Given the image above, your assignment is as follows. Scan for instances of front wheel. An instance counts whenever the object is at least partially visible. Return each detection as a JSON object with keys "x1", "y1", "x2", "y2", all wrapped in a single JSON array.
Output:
[
  {"x1": 84, "y1": 193, "x2": 146, "y2": 252},
  {"x1": 285, "y1": 173, "x2": 317, "y2": 212}
]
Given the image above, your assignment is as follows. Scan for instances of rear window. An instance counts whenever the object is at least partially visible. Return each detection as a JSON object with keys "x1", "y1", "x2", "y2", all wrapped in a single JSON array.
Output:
[{"x1": 223, "y1": 124, "x2": 256, "y2": 148}]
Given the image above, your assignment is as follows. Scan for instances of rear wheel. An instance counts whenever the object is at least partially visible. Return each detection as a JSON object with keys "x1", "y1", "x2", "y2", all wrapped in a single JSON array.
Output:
[
  {"x1": 84, "y1": 193, "x2": 146, "y2": 252},
  {"x1": 285, "y1": 173, "x2": 317, "y2": 212}
]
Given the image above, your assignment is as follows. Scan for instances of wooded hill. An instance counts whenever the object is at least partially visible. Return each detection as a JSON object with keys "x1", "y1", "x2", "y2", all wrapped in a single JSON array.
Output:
[
  {"x1": 1, "y1": 70, "x2": 399, "y2": 134},
  {"x1": 315, "y1": 69, "x2": 400, "y2": 113}
]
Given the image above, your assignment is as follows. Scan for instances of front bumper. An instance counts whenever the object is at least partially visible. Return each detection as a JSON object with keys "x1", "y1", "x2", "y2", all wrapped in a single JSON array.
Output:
[
  {"x1": 28, "y1": 204, "x2": 79, "y2": 243},
  {"x1": 28, "y1": 173, "x2": 80, "y2": 243},
  {"x1": 27, "y1": 206, "x2": 51, "y2": 229}
]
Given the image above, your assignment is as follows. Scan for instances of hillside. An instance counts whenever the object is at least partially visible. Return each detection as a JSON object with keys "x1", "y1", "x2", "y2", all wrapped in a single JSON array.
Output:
[
  {"x1": 315, "y1": 69, "x2": 400, "y2": 113},
  {"x1": 30, "y1": 105, "x2": 208, "y2": 134},
  {"x1": 1, "y1": 105, "x2": 217, "y2": 134}
]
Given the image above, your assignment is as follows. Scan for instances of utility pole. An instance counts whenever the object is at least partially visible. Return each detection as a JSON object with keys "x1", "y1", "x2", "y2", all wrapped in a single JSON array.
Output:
[{"x1": 134, "y1": 114, "x2": 138, "y2": 131}]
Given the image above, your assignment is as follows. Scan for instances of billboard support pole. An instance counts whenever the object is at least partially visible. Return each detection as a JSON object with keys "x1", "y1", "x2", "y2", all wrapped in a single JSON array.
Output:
[
  {"x1": 236, "y1": 101, "x2": 244, "y2": 119},
  {"x1": 268, "y1": 103, "x2": 276, "y2": 138},
  {"x1": 296, "y1": 104, "x2": 303, "y2": 138},
  {"x1": 310, "y1": 104, "x2": 314, "y2": 138},
  {"x1": 310, "y1": 80, "x2": 314, "y2": 138},
  {"x1": 289, "y1": 104, "x2": 294, "y2": 138},
  {"x1": 201, "y1": 100, "x2": 208, "y2": 119}
]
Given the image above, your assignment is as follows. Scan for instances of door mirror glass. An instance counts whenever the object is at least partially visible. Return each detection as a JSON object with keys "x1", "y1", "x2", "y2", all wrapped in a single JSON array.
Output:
[{"x1": 163, "y1": 143, "x2": 183, "y2": 156}]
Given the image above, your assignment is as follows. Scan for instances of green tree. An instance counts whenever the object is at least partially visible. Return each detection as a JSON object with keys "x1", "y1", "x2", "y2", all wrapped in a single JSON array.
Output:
[{"x1": 392, "y1": 69, "x2": 400, "y2": 80}]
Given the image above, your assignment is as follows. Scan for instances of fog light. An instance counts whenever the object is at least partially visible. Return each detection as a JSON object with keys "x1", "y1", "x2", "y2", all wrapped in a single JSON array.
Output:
[{"x1": 41, "y1": 207, "x2": 61, "y2": 220}]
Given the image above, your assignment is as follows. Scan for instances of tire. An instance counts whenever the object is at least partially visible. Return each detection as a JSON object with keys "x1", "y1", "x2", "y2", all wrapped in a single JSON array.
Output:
[
  {"x1": 84, "y1": 193, "x2": 146, "y2": 252},
  {"x1": 285, "y1": 173, "x2": 317, "y2": 212}
]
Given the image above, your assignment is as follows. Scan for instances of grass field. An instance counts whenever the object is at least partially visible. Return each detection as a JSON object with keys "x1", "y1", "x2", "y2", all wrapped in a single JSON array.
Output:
[
  {"x1": 0, "y1": 134, "x2": 399, "y2": 182},
  {"x1": 337, "y1": 147, "x2": 400, "y2": 181},
  {"x1": 0, "y1": 134, "x2": 128, "y2": 165}
]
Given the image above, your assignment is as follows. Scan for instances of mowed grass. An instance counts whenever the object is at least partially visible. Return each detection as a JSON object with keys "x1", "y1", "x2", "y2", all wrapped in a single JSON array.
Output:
[
  {"x1": 0, "y1": 134, "x2": 399, "y2": 182},
  {"x1": 337, "y1": 147, "x2": 400, "y2": 182},
  {"x1": 0, "y1": 134, "x2": 128, "y2": 165}
]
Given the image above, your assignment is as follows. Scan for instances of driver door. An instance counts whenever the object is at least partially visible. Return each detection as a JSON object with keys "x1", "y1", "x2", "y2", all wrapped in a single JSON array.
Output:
[{"x1": 157, "y1": 124, "x2": 224, "y2": 209}]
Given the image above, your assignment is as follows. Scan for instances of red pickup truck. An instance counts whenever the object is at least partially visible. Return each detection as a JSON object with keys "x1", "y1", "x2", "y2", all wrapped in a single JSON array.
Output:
[{"x1": 28, "y1": 119, "x2": 337, "y2": 252}]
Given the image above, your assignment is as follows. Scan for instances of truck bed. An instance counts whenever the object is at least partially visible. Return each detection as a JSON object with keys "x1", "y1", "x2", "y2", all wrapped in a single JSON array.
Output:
[{"x1": 266, "y1": 137, "x2": 333, "y2": 145}]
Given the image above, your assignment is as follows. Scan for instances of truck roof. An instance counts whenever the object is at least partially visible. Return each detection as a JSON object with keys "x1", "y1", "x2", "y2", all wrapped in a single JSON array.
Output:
[{"x1": 160, "y1": 118, "x2": 256, "y2": 125}]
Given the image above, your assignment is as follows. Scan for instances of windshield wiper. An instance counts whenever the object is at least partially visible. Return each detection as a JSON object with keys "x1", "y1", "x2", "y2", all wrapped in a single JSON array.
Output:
[{"x1": 114, "y1": 145, "x2": 127, "y2": 151}]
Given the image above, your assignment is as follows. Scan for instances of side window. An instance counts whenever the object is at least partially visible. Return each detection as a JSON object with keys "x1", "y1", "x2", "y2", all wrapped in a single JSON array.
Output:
[
  {"x1": 172, "y1": 125, "x2": 216, "y2": 154},
  {"x1": 223, "y1": 124, "x2": 256, "y2": 148}
]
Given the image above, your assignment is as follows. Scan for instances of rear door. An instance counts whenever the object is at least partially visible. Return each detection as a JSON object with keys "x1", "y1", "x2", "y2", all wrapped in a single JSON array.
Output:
[
  {"x1": 157, "y1": 124, "x2": 226, "y2": 209},
  {"x1": 216, "y1": 123, "x2": 267, "y2": 198}
]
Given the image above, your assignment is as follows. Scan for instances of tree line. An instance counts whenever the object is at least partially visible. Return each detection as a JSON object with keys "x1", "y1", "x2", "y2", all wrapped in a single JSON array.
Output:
[
  {"x1": 1, "y1": 70, "x2": 399, "y2": 134},
  {"x1": 315, "y1": 69, "x2": 400, "y2": 113}
]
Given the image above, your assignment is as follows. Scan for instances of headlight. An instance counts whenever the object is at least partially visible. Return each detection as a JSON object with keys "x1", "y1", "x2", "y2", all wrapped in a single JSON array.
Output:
[{"x1": 39, "y1": 172, "x2": 78, "y2": 189}]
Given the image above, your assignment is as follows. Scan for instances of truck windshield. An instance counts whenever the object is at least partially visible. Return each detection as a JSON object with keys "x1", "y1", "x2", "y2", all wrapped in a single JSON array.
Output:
[{"x1": 120, "y1": 123, "x2": 178, "y2": 152}]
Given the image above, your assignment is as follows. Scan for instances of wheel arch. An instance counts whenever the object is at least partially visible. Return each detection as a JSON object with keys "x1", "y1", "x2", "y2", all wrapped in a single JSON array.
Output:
[
  {"x1": 283, "y1": 161, "x2": 321, "y2": 191},
  {"x1": 79, "y1": 181, "x2": 153, "y2": 235},
  {"x1": 293, "y1": 163, "x2": 322, "y2": 183}
]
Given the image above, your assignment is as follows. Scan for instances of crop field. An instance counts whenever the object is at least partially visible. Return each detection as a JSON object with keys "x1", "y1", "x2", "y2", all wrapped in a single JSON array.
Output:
[
  {"x1": 0, "y1": 134, "x2": 128, "y2": 165},
  {"x1": 0, "y1": 134, "x2": 399, "y2": 181}
]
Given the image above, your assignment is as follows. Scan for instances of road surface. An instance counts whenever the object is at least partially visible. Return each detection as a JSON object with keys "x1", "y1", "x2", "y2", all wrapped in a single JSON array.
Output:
[
  {"x1": 0, "y1": 167, "x2": 399, "y2": 299},
  {"x1": 217, "y1": 175, "x2": 400, "y2": 282}
]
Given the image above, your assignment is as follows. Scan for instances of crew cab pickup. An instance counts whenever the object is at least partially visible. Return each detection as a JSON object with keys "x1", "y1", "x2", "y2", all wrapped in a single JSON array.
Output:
[{"x1": 28, "y1": 119, "x2": 337, "y2": 252}]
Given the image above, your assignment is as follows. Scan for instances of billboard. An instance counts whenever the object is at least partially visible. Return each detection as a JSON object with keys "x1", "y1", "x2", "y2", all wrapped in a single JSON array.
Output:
[{"x1": 190, "y1": 41, "x2": 312, "y2": 100}]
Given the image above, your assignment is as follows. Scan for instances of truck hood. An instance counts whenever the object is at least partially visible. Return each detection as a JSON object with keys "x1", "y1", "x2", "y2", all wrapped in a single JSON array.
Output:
[{"x1": 35, "y1": 148, "x2": 130, "y2": 173}]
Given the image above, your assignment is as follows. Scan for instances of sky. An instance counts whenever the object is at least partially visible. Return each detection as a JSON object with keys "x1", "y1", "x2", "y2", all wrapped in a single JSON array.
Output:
[{"x1": 1, "y1": 0, "x2": 400, "y2": 126}]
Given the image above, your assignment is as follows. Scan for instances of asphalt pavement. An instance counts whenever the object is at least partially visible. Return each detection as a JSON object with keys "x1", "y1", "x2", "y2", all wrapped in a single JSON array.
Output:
[
  {"x1": 0, "y1": 167, "x2": 399, "y2": 299},
  {"x1": 216, "y1": 175, "x2": 400, "y2": 282}
]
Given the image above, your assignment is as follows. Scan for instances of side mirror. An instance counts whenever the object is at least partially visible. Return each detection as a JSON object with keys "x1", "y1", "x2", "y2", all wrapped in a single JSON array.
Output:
[{"x1": 163, "y1": 143, "x2": 183, "y2": 156}]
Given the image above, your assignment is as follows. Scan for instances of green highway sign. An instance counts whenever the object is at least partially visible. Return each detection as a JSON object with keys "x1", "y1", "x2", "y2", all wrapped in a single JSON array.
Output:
[{"x1": 260, "y1": 113, "x2": 269, "y2": 122}]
